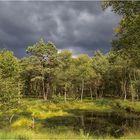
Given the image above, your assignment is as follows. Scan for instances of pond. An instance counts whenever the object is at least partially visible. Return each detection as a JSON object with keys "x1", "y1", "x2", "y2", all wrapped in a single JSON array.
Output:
[{"x1": 43, "y1": 110, "x2": 140, "y2": 138}]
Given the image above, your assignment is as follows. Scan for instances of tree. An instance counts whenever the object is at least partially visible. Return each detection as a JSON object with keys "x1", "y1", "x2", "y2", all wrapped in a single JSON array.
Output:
[
  {"x1": 102, "y1": 1, "x2": 140, "y2": 101},
  {"x1": 92, "y1": 51, "x2": 109, "y2": 98},
  {"x1": 0, "y1": 49, "x2": 21, "y2": 111},
  {"x1": 26, "y1": 39, "x2": 58, "y2": 100},
  {"x1": 55, "y1": 50, "x2": 73, "y2": 102},
  {"x1": 102, "y1": 1, "x2": 140, "y2": 52},
  {"x1": 20, "y1": 56, "x2": 42, "y2": 97},
  {"x1": 74, "y1": 54, "x2": 94, "y2": 101}
]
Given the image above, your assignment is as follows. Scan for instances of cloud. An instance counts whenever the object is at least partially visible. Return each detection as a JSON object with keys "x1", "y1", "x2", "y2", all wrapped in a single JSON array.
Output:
[{"x1": 0, "y1": 1, "x2": 120, "y2": 57}]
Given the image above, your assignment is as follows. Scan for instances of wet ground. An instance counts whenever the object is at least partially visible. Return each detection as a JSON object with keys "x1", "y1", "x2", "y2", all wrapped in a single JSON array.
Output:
[{"x1": 43, "y1": 110, "x2": 140, "y2": 138}]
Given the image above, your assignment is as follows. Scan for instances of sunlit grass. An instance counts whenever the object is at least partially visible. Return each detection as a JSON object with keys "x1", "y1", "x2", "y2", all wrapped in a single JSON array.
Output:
[
  {"x1": 21, "y1": 98, "x2": 114, "y2": 112},
  {"x1": 1, "y1": 98, "x2": 140, "y2": 139},
  {"x1": 33, "y1": 110, "x2": 71, "y2": 119},
  {"x1": 11, "y1": 117, "x2": 32, "y2": 128},
  {"x1": 0, "y1": 129, "x2": 94, "y2": 140},
  {"x1": 0, "y1": 128, "x2": 140, "y2": 139},
  {"x1": 0, "y1": 129, "x2": 34, "y2": 140},
  {"x1": 116, "y1": 99, "x2": 140, "y2": 113}
]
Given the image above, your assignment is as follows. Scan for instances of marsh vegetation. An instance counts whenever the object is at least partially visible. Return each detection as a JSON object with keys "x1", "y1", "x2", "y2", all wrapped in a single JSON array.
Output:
[
  {"x1": 1, "y1": 99, "x2": 140, "y2": 139},
  {"x1": 0, "y1": 1, "x2": 140, "y2": 139}
]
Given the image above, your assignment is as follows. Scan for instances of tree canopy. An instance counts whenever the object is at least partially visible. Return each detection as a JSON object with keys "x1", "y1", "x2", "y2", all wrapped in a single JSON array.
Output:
[{"x1": 0, "y1": 1, "x2": 140, "y2": 111}]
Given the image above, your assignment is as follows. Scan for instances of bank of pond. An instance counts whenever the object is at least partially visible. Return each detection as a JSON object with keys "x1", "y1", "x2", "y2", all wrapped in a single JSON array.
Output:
[{"x1": 0, "y1": 98, "x2": 140, "y2": 139}]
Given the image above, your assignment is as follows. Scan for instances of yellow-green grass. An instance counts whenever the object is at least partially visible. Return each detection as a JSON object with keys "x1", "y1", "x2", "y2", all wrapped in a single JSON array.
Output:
[
  {"x1": 0, "y1": 128, "x2": 140, "y2": 140},
  {"x1": 0, "y1": 129, "x2": 95, "y2": 140},
  {"x1": 18, "y1": 98, "x2": 140, "y2": 118},
  {"x1": 115, "y1": 99, "x2": 140, "y2": 113},
  {"x1": 6, "y1": 98, "x2": 140, "y2": 129},
  {"x1": 21, "y1": 98, "x2": 113, "y2": 113},
  {"x1": 1, "y1": 98, "x2": 140, "y2": 139}
]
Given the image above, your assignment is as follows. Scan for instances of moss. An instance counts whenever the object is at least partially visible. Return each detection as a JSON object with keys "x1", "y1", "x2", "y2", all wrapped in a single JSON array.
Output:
[
  {"x1": 33, "y1": 110, "x2": 71, "y2": 120},
  {"x1": 11, "y1": 118, "x2": 32, "y2": 128}
]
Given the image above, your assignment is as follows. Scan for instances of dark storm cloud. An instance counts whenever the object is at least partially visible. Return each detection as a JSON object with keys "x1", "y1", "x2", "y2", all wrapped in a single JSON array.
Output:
[{"x1": 0, "y1": 1, "x2": 120, "y2": 57}]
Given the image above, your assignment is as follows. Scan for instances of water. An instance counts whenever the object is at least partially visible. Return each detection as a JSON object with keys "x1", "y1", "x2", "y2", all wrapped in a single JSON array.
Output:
[{"x1": 44, "y1": 110, "x2": 140, "y2": 138}]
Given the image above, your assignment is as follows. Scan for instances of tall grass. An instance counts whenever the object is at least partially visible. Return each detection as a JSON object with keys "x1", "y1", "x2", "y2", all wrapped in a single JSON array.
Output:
[
  {"x1": 1, "y1": 98, "x2": 140, "y2": 139},
  {"x1": 1, "y1": 128, "x2": 140, "y2": 139},
  {"x1": 0, "y1": 129, "x2": 95, "y2": 140}
]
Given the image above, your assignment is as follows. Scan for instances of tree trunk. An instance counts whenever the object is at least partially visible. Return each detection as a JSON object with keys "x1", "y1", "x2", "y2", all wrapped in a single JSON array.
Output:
[
  {"x1": 58, "y1": 92, "x2": 61, "y2": 97},
  {"x1": 124, "y1": 81, "x2": 127, "y2": 101},
  {"x1": 42, "y1": 79, "x2": 47, "y2": 100},
  {"x1": 81, "y1": 115, "x2": 85, "y2": 128},
  {"x1": 46, "y1": 83, "x2": 50, "y2": 99},
  {"x1": 134, "y1": 70, "x2": 139, "y2": 101},
  {"x1": 90, "y1": 87, "x2": 93, "y2": 100},
  {"x1": 31, "y1": 117, "x2": 35, "y2": 129},
  {"x1": 41, "y1": 62, "x2": 47, "y2": 100},
  {"x1": 9, "y1": 114, "x2": 15, "y2": 124},
  {"x1": 134, "y1": 69, "x2": 136, "y2": 81},
  {"x1": 94, "y1": 87, "x2": 98, "y2": 99},
  {"x1": 129, "y1": 73, "x2": 135, "y2": 102},
  {"x1": 100, "y1": 89, "x2": 103, "y2": 98},
  {"x1": 64, "y1": 83, "x2": 67, "y2": 102},
  {"x1": 28, "y1": 78, "x2": 31, "y2": 96},
  {"x1": 123, "y1": 68, "x2": 128, "y2": 101},
  {"x1": 81, "y1": 79, "x2": 84, "y2": 102}
]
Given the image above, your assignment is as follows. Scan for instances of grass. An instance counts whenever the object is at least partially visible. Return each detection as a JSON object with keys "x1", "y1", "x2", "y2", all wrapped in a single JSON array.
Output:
[
  {"x1": 115, "y1": 99, "x2": 140, "y2": 113},
  {"x1": 18, "y1": 98, "x2": 140, "y2": 117},
  {"x1": 0, "y1": 98, "x2": 140, "y2": 139},
  {"x1": 21, "y1": 98, "x2": 113, "y2": 113},
  {"x1": 0, "y1": 128, "x2": 106, "y2": 140},
  {"x1": 0, "y1": 128, "x2": 140, "y2": 139},
  {"x1": 0, "y1": 129, "x2": 86, "y2": 139}
]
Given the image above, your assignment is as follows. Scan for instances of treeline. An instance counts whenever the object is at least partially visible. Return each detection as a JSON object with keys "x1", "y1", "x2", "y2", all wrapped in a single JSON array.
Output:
[
  {"x1": 0, "y1": 39, "x2": 140, "y2": 103},
  {"x1": 0, "y1": 1, "x2": 140, "y2": 109}
]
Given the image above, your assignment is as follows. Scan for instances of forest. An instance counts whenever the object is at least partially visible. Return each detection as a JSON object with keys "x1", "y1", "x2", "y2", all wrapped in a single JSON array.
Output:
[{"x1": 0, "y1": 1, "x2": 140, "y2": 139}]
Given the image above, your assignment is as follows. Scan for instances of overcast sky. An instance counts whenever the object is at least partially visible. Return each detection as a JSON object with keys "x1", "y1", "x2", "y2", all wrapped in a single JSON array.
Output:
[{"x1": 0, "y1": 1, "x2": 120, "y2": 58}]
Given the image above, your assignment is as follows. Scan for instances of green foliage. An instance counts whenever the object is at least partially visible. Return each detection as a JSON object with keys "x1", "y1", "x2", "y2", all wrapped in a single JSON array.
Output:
[
  {"x1": 92, "y1": 51, "x2": 109, "y2": 75},
  {"x1": 0, "y1": 2, "x2": 140, "y2": 138},
  {"x1": 103, "y1": 1, "x2": 140, "y2": 51},
  {"x1": 0, "y1": 49, "x2": 19, "y2": 78},
  {"x1": 0, "y1": 50, "x2": 21, "y2": 111},
  {"x1": 1, "y1": 37, "x2": 140, "y2": 102},
  {"x1": 101, "y1": 1, "x2": 140, "y2": 100},
  {"x1": 0, "y1": 1, "x2": 139, "y2": 139}
]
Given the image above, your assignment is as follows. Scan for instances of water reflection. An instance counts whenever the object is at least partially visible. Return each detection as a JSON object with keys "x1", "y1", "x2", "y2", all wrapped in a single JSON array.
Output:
[{"x1": 43, "y1": 110, "x2": 140, "y2": 138}]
